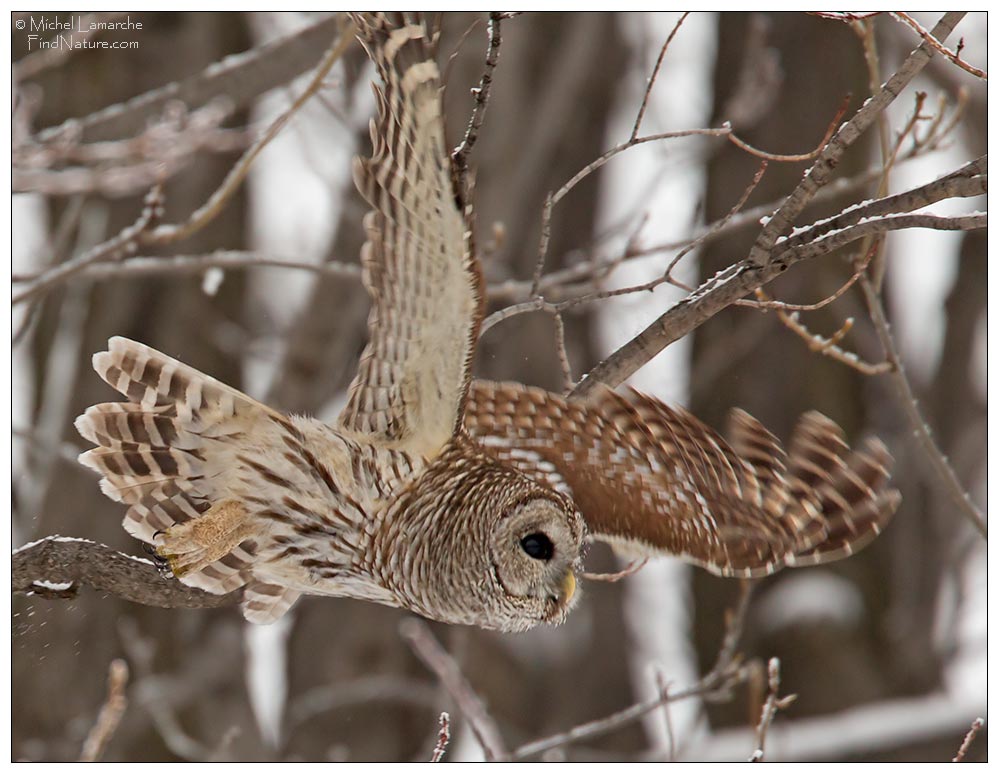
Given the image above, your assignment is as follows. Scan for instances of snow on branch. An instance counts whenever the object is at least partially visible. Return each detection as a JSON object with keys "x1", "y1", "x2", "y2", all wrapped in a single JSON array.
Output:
[{"x1": 12, "y1": 536, "x2": 237, "y2": 610}]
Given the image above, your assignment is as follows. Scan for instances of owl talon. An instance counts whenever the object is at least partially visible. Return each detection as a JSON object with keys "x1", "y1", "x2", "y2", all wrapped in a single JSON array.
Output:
[
  {"x1": 152, "y1": 499, "x2": 255, "y2": 577},
  {"x1": 141, "y1": 542, "x2": 176, "y2": 579}
]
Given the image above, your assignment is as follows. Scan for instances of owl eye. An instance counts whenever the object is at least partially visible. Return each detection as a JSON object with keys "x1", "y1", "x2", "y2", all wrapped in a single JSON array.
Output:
[{"x1": 520, "y1": 532, "x2": 554, "y2": 561}]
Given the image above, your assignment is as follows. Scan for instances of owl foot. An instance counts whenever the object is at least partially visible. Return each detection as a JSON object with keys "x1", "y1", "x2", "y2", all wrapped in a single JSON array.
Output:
[
  {"x1": 152, "y1": 499, "x2": 255, "y2": 578},
  {"x1": 142, "y1": 541, "x2": 175, "y2": 579}
]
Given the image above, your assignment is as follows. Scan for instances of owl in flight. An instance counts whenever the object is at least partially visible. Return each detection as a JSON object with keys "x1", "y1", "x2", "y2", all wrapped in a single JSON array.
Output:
[{"x1": 76, "y1": 13, "x2": 899, "y2": 631}]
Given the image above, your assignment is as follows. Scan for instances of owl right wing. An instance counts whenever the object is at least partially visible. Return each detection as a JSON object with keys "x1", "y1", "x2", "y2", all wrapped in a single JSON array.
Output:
[
  {"x1": 338, "y1": 13, "x2": 483, "y2": 460},
  {"x1": 465, "y1": 381, "x2": 900, "y2": 578}
]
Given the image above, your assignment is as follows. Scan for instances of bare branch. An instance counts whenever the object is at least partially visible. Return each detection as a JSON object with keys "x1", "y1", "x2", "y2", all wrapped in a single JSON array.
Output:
[
  {"x1": 80, "y1": 659, "x2": 130, "y2": 762},
  {"x1": 742, "y1": 238, "x2": 875, "y2": 313},
  {"x1": 451, "y1": 12, "x2": 504, "y2": 202},
  {"x1": 511, "y1": 580, "x2": 756, "y2": 760},
  {"x1": 581, "y1": 558, "x2": 648, "y2": 583},
  {"x1": 808, "y1": 12, "x2": 884, "y2": 23},
  {"x1": 430, "y1": 711, "x2": 451, "y2": 763},
  {"x1": 748, "y1": 12, "x2": 966, "y2": 269},
  {"x1": 530, "y1": 127, "x2": 731, "y2": 297},
  {"x1": 34, "y1": 14, "x2": 346, "y2": 144},
  {"x1": 570, "y1": 150, "x2": 985, "y2": 398},
  {"x1": 12, "y1": 20, "x2": 357, "y2": 307},
  {"x1": 654, "y1": 669, "x2": 677, "y2": 762},
  {"x1": 859, "y1": 276, "x2": 987, "y2": 538},
  {"x1": 12, "y1": 536, "x2": 239, "y2": 609},
  {"x1": 551, "y1": 310, "x2": 575, "y2": 390},
  {"x1": 73, "y1": 250, "x2": 362, "y2": 283},
  {"x1": 399, "y1": 618, "x2": 509, "y2": 762},
  {"x1": 12, "y1": 185, "x2": 164, "y2": 305},
  {"x1": 631, "y1": 13, "x2": 690, "y2": 141},
  {"x1": 952, "y1": 717, "x2": 985, "y2": 762},
  {"x1": 140, "y1": 20, "x2": 356, "y2": 248},
  {"x1": 748, "y1": 657, "x2": 796, "y2": 762},
  {"x1": 891, "y1": 12, "x2": 987, "y2": 81},
  {"x1": 14, "y1": 102, "x2": 251, "y2": 198},
  {"x1": 776, "y1": 212, "x2": 986, "y2": 265},
  {"x1": 772, "y1": 313, "x2": 890, "y2": 376},
  {"x1": 727, "y1": 93, "x2": 850, "y2": 163}
]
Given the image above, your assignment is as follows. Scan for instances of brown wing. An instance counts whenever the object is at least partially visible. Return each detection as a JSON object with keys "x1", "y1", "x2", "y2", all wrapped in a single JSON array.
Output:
[
  {"x1": 338, "y1": 13, "x2": 483, "y2": 459},
  {"x1": 465, "y1": 381, "x2": 899, "y2": 578}
]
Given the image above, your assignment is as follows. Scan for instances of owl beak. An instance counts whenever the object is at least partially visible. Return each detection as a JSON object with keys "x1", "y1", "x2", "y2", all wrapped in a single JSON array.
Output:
[{"x1": 560, "y1": 570, "x2": 576, "y2": 605}]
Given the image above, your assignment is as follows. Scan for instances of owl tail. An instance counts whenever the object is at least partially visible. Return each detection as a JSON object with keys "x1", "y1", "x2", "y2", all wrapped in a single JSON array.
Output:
[{"x1": 76, "y1": 337, "x2": 301, "y2": 623}]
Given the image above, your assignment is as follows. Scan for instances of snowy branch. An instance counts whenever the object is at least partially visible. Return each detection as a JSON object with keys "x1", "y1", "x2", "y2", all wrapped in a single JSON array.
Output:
[
  {"x1": 570, "y1": 156, "x2": 984, "y2": 397},
  {"x1": 12, "y1": 536, "x2": 238, "y2": 610}
]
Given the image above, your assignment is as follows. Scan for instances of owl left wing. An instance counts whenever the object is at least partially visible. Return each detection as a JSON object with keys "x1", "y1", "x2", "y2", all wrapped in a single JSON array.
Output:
[
  {"x1": 466, "y1": 381, "x2": 900, "y2": 578},
  {"x1": 338, "y1": 13, "x2": 483, "y2": 459}
]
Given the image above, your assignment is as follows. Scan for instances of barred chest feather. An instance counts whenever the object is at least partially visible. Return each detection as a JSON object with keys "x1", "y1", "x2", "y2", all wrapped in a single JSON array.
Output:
[{"x1": 237, "y1": 414, "x2": 425, "y2": 605}]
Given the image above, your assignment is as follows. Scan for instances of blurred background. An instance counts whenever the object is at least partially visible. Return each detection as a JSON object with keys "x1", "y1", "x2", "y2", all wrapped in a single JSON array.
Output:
[{"x1": 11, "y1": 12, "x2": 987, "y2": 762}]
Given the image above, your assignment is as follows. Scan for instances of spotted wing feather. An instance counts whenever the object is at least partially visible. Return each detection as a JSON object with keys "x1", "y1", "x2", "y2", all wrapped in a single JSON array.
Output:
[
  {"x1": 338, "y1": 13, "x2": 483, "y2": 459},
  {"x1": 465, "y1": 381, "x2": 899, "y2": 577}
]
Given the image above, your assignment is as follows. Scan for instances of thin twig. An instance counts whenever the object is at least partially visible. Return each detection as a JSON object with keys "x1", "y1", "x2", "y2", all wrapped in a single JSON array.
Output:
[
  {"x1": 12, "y1": 21, "x2": 357, "y2": 308},
  {"x1": 727, "y1": 93, "x2": 850, "y2": 163},
  {"x1": 654, "y1": 669, "x2": 677, "y2": 762},
  {"x1": 399, "y1": 618, "x2": 508, "y2": 762},
  {"x1": 79, "y1": 659, "x2": 130, "y2": 762},
  {"x1": 451, "y1": 12, "x2": 503, "y2": 202},
  {"x1": 670, "y1": 160, "x2": 768, "y2": 287},
  {"x1": 891, "y1": 12, "x2": 986, "y2": 80},
  {"x1": 631, "y1": 13, "x2": 690, "y2": 141},
  {"x1": 808, "y1": 11, "x2": 884, "y2": 23},
  {"x1": 748, "y1": 657, "x2": 796, "y2": 762},
  {"x1": 747, "y1": 12, "x2": 966, "y2": 271},
  {"x1": 774, "y1": 313, "x2": 890, "y2": 376},
  {"x1": 511, "y1": 580, "x2": 756, "y2": 760},
  {"x1": 550, "y1": 310, "x2": 575, "y2": 390},
  {"x1": 430, "y1": 711, "x2": 451, "y2": 763},
  {"x1": 859, "y1": 275, "x2": 987, "y2": 538},
  {"x1": 34, "y1": 14, "x2": 346, "y2": 144},
  {"x1": 581, "y1": 558, "x2": 648, "y2": 583},
  {"x1": 743, "y1": 233, "x2": 876, "y2": 319},
  {"x1": 481, "y1": 298, "x2": 557, "y2": 333},
  {"x1": 12, "y1": 185, "x2": 164, "y2": 305},
  {"x1": 743, "y1": 244, "x2": 872, "y2": 312},
  {"x1": 72, "y1": 251, "x2": 362, "y2": 283},
  {"x1": 952, "y1": 717, "x2": 984, "y2": 762},
  {"x1": 530, "y1": 127, "x2": 731, "y2": 297},
  {"x1": 142, "y1": 20, "x2": 356, "y2": 247}
]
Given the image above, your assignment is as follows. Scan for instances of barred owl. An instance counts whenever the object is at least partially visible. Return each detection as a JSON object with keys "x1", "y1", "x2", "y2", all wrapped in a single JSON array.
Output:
[{"x1": 76, "y1": 13, "x2": 899, "y2": 631}]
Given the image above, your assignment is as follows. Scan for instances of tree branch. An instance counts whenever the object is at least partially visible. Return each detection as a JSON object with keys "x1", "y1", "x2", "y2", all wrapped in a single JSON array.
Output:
[
  {"x1": 570, "y1": 150, "x2": 985, "y2": 398},
  {"x1": 747, "y1": 12, "x2": 966, "y2": 268},
  {"x1": 12, "y1": 536, "x2": 239, "y2": 609},
  {"x1": 12, "y1": 19, "x2": 357, "y2": 308},
  {"x1": 860, "y1": 275, "x2": 988, "y2": 538},
  {"x1": 451, "y1": 11, "x2": 504, "y2": 203},
  {"x1": 33, "y1": 14, "x2": 346, "y2": 144},
  {"x1": 511, "y1": 580, "x2": 756, "y2": 760},
  {"x1": 399, "y1": 618, "x2": 509, "y2": 762}
]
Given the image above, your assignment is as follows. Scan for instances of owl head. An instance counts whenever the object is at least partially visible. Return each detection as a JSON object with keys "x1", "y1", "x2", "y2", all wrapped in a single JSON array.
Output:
[
  {"x1": 485, "y1": 489, "x2": 584, "y2": 630},
  {"x1": 375, "y1": 438, "x2": 585, "y2": 632}
]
